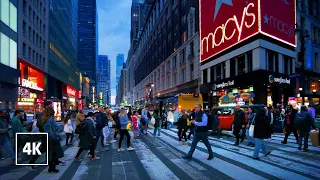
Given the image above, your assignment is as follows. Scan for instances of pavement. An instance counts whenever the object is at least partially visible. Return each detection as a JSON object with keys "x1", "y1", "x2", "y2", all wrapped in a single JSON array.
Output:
[{"x1": 0, "y1": 127, "x2": 319, "y2": 180}]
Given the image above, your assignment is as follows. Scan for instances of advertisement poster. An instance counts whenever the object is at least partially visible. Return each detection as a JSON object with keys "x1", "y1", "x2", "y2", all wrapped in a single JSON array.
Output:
[{"x1": 53, "y1": 102, "x2": 61, "y2": 121}]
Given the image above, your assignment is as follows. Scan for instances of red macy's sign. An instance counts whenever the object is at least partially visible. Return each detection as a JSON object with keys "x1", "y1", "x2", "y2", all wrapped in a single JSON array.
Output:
[{"x1": 200, "y1": 0, "x2": 296, "y2": 62}]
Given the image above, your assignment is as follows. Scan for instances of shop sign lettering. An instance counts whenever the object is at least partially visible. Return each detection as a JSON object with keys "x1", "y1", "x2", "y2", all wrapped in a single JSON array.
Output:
[
  {"x1": 18, "y1": 98, "x2": 34, "y2": 102},
  {"x1": 213, "y1": 80, "x2": 235, "y2": 90},
  {"x1": 269, "y1": 75, "x2": 290, "y2": 84},
  {"x1": 67, "y1": 86, "x2": 76, "y2": 97},
  {"x1": 21, "y1": 79, "x2": 44, "y2": 91}
]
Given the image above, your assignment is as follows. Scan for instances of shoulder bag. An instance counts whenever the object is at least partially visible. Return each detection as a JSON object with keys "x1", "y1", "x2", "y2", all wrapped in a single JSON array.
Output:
[{"x1": 249, "y1": 115, "x2": 255, "y2": 137}]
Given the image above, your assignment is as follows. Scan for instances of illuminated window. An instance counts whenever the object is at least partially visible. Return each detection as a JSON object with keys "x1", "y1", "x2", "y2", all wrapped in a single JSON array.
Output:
[
  {"x1": 1, "y1": 0, "x2": 9, "y2": 26},
  {"x1": 9, "y1": 2, "x2": 17, "y2": 32},
  {"x1": 0, "y1": 33, "x2": 10, "y2": 66}
]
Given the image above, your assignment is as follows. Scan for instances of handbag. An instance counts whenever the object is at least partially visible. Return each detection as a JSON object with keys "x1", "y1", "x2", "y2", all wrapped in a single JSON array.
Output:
[
  {"x1": 249, "y1": 116, "x2": 255, "y2": 137},
  {"x1": 49, "y1": 120, "x2": 62, "y2": 144}
]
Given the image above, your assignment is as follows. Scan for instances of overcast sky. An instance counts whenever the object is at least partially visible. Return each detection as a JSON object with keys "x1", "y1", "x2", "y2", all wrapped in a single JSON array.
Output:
[{"x1": 97, "y1": 0, "x2": 131, "y2": 104}]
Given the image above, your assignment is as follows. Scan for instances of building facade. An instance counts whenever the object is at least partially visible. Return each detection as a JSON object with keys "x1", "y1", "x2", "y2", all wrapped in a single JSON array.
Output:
[
  {"x1": 97, "y1": 55, "x2": 111, "y2": 105},
  {"x1": 116, "y1": 63, "x2": 127, "y2": 105},
  {"x1": 16, "y1": 0, "x2": 49, "y2": 115},
  {"x1": 126, "y1": 0, "x2": 201, "y2": 106},
  {"x1": 116, "y1": 53, "x2": 124, "y2": 93},
  {"x1": 0, "y1": 0, "x2": 19, "y2": 110},
  {"x1": 49, "y1": 0, "x2": 81, "y2": 115},
  {"x1": 78, "y1": 0, "x2": 98, "y2": 82},
  {"x1": 295, "y1": 0, "x2": 320, "y2": 110}
]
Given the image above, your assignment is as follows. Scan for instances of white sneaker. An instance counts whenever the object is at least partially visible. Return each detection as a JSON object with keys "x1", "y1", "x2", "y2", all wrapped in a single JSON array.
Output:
[
  {"x1": 127, "y1": 147, "x2": 135, "y2": 151},
  {"x1": 118, "y1": 148, "x2": 125, "y2": 152},
  {"x1": 110, "y1": 140, "x2": 117, "y2": 143}
]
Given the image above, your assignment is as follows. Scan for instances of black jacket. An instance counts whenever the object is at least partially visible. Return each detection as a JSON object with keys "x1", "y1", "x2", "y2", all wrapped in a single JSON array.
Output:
[
  {"x1": 177, "y1": 114, "x2": 188, "y2": 129},
  {"x1": 254, "y1": 113, "x2": 271, "y2": 139},
  {"x1": 233, "y1": 109, "x2": 246, "y2": 127},
  {"x1": 284, "y1": 109, "x2": 297, "y2": 130},
  {"x1": 295, "y1": 111, "x2": 316, "y2": 136}
]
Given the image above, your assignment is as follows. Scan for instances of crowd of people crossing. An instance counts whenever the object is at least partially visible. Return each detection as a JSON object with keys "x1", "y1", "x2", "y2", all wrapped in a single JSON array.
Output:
[{"x1": 0, "y1": 101, "x2": 319, "y2": 175}]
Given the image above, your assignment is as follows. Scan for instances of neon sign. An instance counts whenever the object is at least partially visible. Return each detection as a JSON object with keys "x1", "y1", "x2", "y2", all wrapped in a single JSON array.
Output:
[
  {"x1": 21, "y1": 79, "x2": 44, "y2": 91},
  {"x1": 200, "y1": 0, "x2": 296, "y2": 62},
  {"x1": 67, "y1": 86, "x2": 77, "y2": 97}
]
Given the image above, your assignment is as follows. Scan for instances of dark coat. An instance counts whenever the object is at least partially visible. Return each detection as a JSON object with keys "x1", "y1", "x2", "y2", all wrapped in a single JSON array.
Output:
[
  {"x1": 296, "y1": 111, "x2": 315, "y2": 136},
  {"x1": 41, "y1": 117, "x2": 64, "y2": 161},
  {"x1": 284, "y1": 109, "x2": 297, "y2": 131},
  {"x1": 78, "y1": 118, "x2": 96, "y2": 150},
  {"x1": 233, "y1": 109, "x2": 246, "y2": 128},
  {"x1": 0, "y1": 117, "x2": 10, "y2": 142},
  {"x1": 177, "y1": 114, "x2": 188, "y2": 129},
  {"x1": 254, "y1": 113, "x2": 271, "y2": 139},
  {"x1": 113, "y1": 111, "x2": 121, "y2": 129}
]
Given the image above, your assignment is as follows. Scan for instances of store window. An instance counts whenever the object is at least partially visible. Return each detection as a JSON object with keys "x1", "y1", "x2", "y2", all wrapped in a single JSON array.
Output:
[
  {"x1": 284, "y1": 55, "x2": 293, "y2": 75},
  {"x1": 203, "y1": 69, "x2": 208, "y2": 83},
  {"x1": 248, "y1": 51, "x2": 253, "y2": 72},
  {"x1": 230, "y1": 58, "x2": 236, "y2": 77},
  {"x1": 238, "y1": 55, "x2": 246, "y2": 74},
  {"x1": 210, "y1": 66, "x2": 215, "y2": 82},
  {"x1": 216, "y1": 63, "x2": 221, "y2": 81}
]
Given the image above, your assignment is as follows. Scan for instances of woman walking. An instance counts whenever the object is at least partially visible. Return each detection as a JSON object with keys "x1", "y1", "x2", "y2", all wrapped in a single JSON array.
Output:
[
  {"x1": 38, "y1": 107, "x2": 64, "y2": 173},
  {"x1": 177, "y1": 111, "x2": 188, "y2": 145},
  {"x1": 63, "y1": 113, "x2": 75, "y2": 146},
  {"x1": 74, "y1": 112, "x2": 99, "y2": 161},
  {"x1": 246, "y1": 108, "x2": 256, "y2": 147},
  {"x1": 153, "y1": 109, "x2": 162, "y2": 137},
  {"x1": 282, "y1": 105, "x2": 299, "y2": 144},
  {"x1": 118, "y1": 109, "x2": 134, "y2": 152},
  {"x1": 252, "y1": 109, "x2": 271, "y2": 160}
]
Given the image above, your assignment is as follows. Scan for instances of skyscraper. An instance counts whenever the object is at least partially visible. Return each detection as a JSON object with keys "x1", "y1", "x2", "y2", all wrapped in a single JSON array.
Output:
[
  {"x1": 116, "y1": 54, "x2": 124, "y2": 93},
  {"x1": 78, "y1": 0, "x2": 98, "y2": 82},
  {"x1": 97, "y1": 55, "x2": 111, "y2": 105},
  {"x1": 48, "y1": 0, "x2": 80, "y2": 99}
]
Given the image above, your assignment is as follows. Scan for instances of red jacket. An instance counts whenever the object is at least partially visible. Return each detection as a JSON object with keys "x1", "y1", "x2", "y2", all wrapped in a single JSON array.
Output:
[{"x1": 132, "y1": 116, "x2": 138, "y2": 130}]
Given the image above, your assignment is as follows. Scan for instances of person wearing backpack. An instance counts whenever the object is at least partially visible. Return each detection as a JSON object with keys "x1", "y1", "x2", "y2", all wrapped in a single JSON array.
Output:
[
  {"x1": 95, "y1": 107, "x2": 107, "y2": 149},
  {"x1": 295, "y1": 105, "x2": 318, "y2": 152},
  {"x1": 282, "y1": 105, "x2": 298, "y2": 144},
  {"x1": 183, "y1": 104, "x2": 213, "y2": 160},
  {"x1": 75, "y1": 112, "x2": 99, "y2": 161}
]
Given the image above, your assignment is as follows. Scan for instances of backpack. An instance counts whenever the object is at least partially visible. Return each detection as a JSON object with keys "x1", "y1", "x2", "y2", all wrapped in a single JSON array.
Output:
[
  {"x1": 294, "y1": 112, "x2": 306, "y2": 129},
  {"x1": 75, "y1": 121, "x2": 86, "y2": 135},
  {"x1": 26, "y1": 121, "x2": 34, "y2": 132}
]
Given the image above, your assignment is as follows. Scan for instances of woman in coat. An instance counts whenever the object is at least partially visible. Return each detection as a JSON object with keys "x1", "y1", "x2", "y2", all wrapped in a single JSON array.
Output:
[
  {"x1": 282, "y1": 105, "x2": 298, "y2": 144},
  {"x1": 177, "y1": 111, "x2": 188, "y2": 144},
  {"x1": 63, "y1": 113, "x2": 75, "y2": 146},
  {"x1": 74, "y1": 112, "x2": 99, "y2": 161},
  {"x1": 38, "y1": 107, "x2": 64, "y2": 173},
  {"x1": 253, "y1": 109, "x2": 271, "y2": 160}
]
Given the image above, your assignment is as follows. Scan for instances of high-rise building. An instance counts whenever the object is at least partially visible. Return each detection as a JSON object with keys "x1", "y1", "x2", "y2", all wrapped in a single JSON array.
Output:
[
  {"x1": 0, "y1": 0, "x2": 19, "y2": 109},
  {"x1": 116, "y1": 54, "x2": 124, "y2": 93},
  {"x1": 48, "y1": 0, "x2": 80, "y2": 111},
  {"x1": 17, "y1": 0, "x2": 50, "y2": 115},
  {"x1": 97, "y1": 55, "x2": 111, "y2": 105},
  {"x1": 78, "y1": 0, "x2": 98, "y2": 82}
]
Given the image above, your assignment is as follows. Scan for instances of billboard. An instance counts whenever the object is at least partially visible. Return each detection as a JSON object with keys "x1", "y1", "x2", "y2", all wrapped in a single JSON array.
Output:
[
  {"x1": 200, "y1": 0, "x2": 296, "y2": 62},
  {"x1": 19, "y1": 62, "x2": 45, "y2": 91}
]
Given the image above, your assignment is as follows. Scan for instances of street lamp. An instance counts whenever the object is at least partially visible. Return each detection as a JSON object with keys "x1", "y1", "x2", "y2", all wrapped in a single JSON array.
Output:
[{"x1": 295, "y1": 25, "x2": 310, "y2": 105}]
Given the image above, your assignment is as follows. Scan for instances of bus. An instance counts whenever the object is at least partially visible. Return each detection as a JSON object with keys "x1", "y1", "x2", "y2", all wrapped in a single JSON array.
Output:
[{"x1": 165, "y1": 93, "x2": 203, "y2": 111}]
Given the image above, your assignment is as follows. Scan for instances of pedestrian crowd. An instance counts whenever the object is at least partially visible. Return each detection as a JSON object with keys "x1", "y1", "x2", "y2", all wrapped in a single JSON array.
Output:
[{"x1": 0, "y1": 101, "x2": 319, "y2": 174}]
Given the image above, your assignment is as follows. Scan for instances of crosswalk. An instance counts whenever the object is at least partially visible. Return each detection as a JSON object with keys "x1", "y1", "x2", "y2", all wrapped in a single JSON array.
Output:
[{"x1": 0, "y1": 128, "x2": 319, "y2": 180}]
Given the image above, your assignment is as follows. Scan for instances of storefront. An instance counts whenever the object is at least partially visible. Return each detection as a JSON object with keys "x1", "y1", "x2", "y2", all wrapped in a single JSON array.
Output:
[
  {"x1": 17, "y1": 61, "x2": 45, "y2": 118},
  {"x1": 62, "y1": 84, "x2": 79, "y2": 111},
  {"x1": 200, "y1": 70, "x2": 295, "y2": 107}
]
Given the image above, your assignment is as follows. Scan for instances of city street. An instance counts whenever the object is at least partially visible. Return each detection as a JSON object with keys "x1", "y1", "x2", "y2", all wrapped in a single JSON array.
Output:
[{"x1": 1, "y1": 127, "x2": 319, "y2": 180}]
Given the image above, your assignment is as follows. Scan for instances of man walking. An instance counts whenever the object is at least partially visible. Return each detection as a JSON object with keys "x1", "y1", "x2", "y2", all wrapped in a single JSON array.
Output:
[
  {"x1": 96, "y1": 107, "x2": 108, "y2": 150},
  {"x1": 141, "y1": 106, "x2": 149, "y2": 135},
  {"x1": 183, "y1": 104, "x2": 213, "y2": 160},
  {"x1": 233, "y1": 105, "x2": 246, "y2": 146}
]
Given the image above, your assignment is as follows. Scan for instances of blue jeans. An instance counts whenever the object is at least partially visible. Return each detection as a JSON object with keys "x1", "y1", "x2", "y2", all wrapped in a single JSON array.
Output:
[
  {"x1": 253, "y1": 138, "x2": 268, "y2": 158},
  {"x1": 246, "y1": 129, "x2": 255, "y2": 144},
  {"x1": 0, "y1": 137, "x2": 15, "y2": 159},
  {"x1": 153, "y1": 127, "x2": 161, "y2": 136},
  {"x1": 298, "y1": 135, "x2": 309, "y2": 150}
]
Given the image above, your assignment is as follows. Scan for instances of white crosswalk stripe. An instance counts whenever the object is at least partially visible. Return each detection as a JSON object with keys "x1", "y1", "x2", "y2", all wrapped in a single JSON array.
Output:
[{"x1": 0, "y1": 128, "x2": 319, "y2": 180}]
